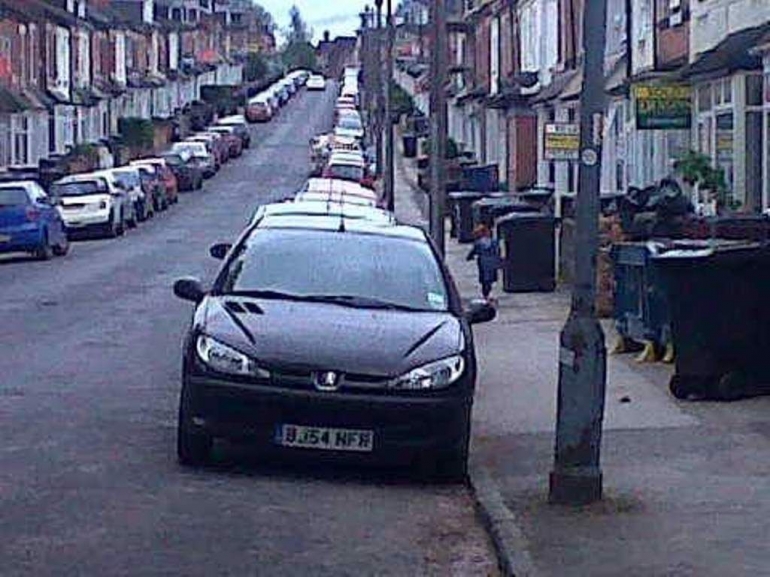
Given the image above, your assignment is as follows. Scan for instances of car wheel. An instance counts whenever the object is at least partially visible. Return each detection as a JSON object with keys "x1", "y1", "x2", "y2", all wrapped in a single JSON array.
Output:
[
  {"x1": 177, "y1": 384, "x2": 213, "y2": 467},
  {"x1": 106, "y1": 211, "x2": 119, "y2": 238},
  {"x1": 34, "y1": 231, "x2": 53, "y2": 261},
  {"x1": 127, "y1": 213, "x2": 138, "y2": 229},
  {"x1": 116, "y1": 213, "x2": 125, "y2": 236},
  {"x1": 52, "y1": 233, "x2": 70, "y2": 256},
  {"x1": 196, "y1": 177, "x2": 203, "y2": 190}
]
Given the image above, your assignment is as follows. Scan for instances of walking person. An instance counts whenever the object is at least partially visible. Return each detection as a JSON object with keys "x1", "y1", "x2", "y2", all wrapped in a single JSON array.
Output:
[{"x1": 466, "y1": 224, "x2": 502, "y2": 303}]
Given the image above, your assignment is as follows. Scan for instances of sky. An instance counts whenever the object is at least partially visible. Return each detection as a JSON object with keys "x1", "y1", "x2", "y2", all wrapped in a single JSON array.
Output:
[{"x1": 259, "y1": 0, "x2": 369, "y2": 44}]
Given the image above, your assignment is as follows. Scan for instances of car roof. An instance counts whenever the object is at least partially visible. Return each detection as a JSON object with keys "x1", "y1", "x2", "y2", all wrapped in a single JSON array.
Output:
[
  {"x1": 55, "y1": 173, "x2": 108, "y2": 184},
  {"x1": 295, "y1": 192, "x2": 376, "y2": 207},
  {"x1": 304, "y1": 178, "x2": 375, "y2": 197},
  {"x1": 252, "y1": 200, "x2": 395, "y2": 224},
  {"x1": 216, "y1": 115, "x2": 247, "y2": 125},
  {"x1": 328, "y1": 154, "x2": 365, "y2": 167},
  {"x1": 0, "y1": 180, "x2": 39, "y2": 191},
  {"x1": 254, "y1": 214, "x2": 425, "y2": 241},
  {"x1": 131, "y1": 158, "x2": 166, "y2": 167}
]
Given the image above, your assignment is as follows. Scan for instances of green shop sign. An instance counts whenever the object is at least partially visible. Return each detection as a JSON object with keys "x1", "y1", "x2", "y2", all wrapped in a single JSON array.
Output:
[{"x1": 634, "y1": 85, "x2": 692, "y2": 130}]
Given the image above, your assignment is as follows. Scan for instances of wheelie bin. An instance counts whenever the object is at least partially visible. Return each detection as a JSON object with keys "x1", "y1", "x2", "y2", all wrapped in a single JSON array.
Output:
[
  {"x1": 402, "y1": 134, "x2": 418, "y2": 158},
  {"x1": 472, "y1": 196, "x2": 541, "y2": 230},
  {"x1": 652, "y1": 239, "x2": 770, "y2": 400},
  {"x1": 496, "y1": 213, "x2": 557, "y2": 292},
  {"x1": 611, "y1": 242, "x2": 671, "y2": 353},
  {"x1": 449, "y1": 191, "x2": 486, "y2": 243}
]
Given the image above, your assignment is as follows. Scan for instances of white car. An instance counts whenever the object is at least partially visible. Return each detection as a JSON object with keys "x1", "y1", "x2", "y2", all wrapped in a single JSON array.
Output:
[
  {"x1": 302, "y1": 178, "x2": 378, "y2": 201},
  {"x1": 171, "y1": 141, "x2": 217, "y2": 178},
  {"x1": 295, "y1": 191, "x2": 377, "y2": 208},
  {"x1": 334, "y1": 114, "x2": 365, "y2": 141},
  {"x1": 250, "y1": 199, "x2": 394, "y2": 227},
  {"x1": 108, "y1": 166, "x2": 152, "y2": 222},
  {"x1": 51, "y1": 173, "x2": 129, "y2": 238},
  {"x1": 307, "y1": 74, "x2": 326, "y2": 91}
]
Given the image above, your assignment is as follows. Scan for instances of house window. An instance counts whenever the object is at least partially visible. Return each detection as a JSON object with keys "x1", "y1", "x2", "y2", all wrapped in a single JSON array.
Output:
[
  {"x1": 697, "y1": 84, "x2": 712, "y2": 112},
  {"x1": 0, "y1": 117, "x2": 11, "y2": 168},
  {"x1": 11, "y1": 115, "x2": 30, "y2": 166},
  {"x1": 747, "y1": 74, "x2": 763, "y2": 106}
]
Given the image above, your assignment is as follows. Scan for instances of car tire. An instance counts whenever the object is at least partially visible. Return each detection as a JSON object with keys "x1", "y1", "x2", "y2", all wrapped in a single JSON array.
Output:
[
  {"x1": 196, "y1": 177, "x2": 203, "y2": 190},
  {"x1": 127, "y1": 214, "x2": 138, "y2": 229},
  {"x1": 52, "y1": 233, "x2": 69, "y2": 257},
  {"x1": 34, "y1": 231, "x2": 53, "y2": 261},
  {"x1": 106, "y1": 211, "x2": 119, "y2": 238},
  {"x1": 116, "y1": 213, "x2": 125, "y2": 236},
  {"x1": 177, "y1": 384, "x2": 213, "y2": 467}
]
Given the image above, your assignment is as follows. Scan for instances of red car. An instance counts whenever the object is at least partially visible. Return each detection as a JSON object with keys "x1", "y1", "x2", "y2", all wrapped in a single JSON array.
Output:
[
  {"x1": 208, "y1": 126, "x2": 243, "y2": 158},
  {"x1": 130, "y1": 158, "x2": 179, "y2": 206}
]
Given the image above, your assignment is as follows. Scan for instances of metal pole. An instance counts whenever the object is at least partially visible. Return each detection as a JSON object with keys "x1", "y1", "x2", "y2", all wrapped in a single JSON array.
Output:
[
  {"x1": 429, "y1": 0, "x2": 447, "y2": 255},
  {"x1": 374, "y1": 0, "x2": 384, "y2": 179},
  {"x1": 384, "y1": 0, "x2": 395, "y2": 211},
  {"x1": 549, "y1": 0, "x2": 608, "y2": 505}
]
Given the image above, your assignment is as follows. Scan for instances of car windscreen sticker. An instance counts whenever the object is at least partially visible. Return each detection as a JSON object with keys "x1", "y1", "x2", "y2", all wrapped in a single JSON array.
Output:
[{"x1": 427, "y1": 292, "x2": 446, "y2": 310}]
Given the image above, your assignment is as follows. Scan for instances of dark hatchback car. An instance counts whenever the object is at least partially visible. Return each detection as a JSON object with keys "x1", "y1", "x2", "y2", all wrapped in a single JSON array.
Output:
[
  {"x1": 173, "y1": 216, "x2": 495, "y2": 480},
  {"x1": 160, "y1": 153, "x2": 204, "y2": 191}
]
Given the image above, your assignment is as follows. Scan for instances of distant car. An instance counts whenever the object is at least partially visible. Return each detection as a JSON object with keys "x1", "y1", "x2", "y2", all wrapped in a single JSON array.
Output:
[
  {"x1": 307, "y1": 74, "x2": 326, "y2": 91},
  {"x1": 131, "y1": 158, "x2": 179, "y2": 206},
  {"x1": 187, "y1": 133, "x2": 229, "y2": 165},
  {"x1": 160, "y1": 152, "x2": 204, "y2": 191},
  {"x1": 0, "y1": 180, "x2": 69, "y2": 259},
  {"x1": 131, "y1": 164, "x2": 169, "y2": 213},
  {"x1": 171, "y1": 141, "x2": 217, "y2": 178},
  {"x1": 51, "y1": 174, "x2": 128, "y2": 238},
  {"x1": 245, "y1": 96, "x2": 273, "y2": 123},
  {"x1": 334, "y1": 115, "x2": 365, "y2": 141},
  {"x1": 110, "y1": 166, "x2": 153, "y2": 222},
  {"x1": 324, "y1": 154, "x2": 368, "y2": 186},
  {"x1": 207, "y1": 126, "x2": 243, "y2": 159},
  {"x1": 215, "y1": 116, "x2": 252, "y2": 149},
  {"x1": 250, "y1": 199, "x2": 395, "y2": 227},
  {"x1": 172, "y1": 214, "x2": 496, "y2": 480}
]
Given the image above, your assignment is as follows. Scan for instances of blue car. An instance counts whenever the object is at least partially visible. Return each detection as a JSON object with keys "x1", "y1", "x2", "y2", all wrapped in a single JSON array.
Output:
[{"x1": 0, "y1": 181, "x2": 69, "y2": 260}]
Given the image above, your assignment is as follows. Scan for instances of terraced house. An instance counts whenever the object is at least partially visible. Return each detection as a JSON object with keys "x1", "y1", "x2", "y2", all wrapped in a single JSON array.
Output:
[
  {"x1": 0, "y1": 0, "x2": 272, "y2": 176},
  {"x1": 396, "y1": 0, "x2": 770, "y2": 214}
]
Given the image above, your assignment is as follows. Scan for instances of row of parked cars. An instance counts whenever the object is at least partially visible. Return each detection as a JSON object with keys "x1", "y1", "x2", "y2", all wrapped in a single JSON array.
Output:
[
  {"x1": 0, "y1": 114, "x2": 252, "y2": 260},
  {"x1": 245, "y1": 69, "x2": 319, "y2": 123},
  {"x1": 308, "y1": 69, "x2": 377, "y2": 189}
]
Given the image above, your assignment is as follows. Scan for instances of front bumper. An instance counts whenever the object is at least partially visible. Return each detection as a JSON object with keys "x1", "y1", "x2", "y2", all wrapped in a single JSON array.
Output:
[{"x1": 184, "y1": 374, "x2": 472, "y2": 464}]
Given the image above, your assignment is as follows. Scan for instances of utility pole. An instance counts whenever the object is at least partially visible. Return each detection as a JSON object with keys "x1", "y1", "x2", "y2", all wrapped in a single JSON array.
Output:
[
  {"x1": 384, "y1": 0, "x2": 395, "y2": 211},
  {"x1": 549, "y1": 0, "x2": 608, "y2": 505},
  {"x1": 374, "y1": 0, "x2": 384, "y2": 179},
  {"x1": 428, "y1": 0, "x2": 447, "y2": 255}
]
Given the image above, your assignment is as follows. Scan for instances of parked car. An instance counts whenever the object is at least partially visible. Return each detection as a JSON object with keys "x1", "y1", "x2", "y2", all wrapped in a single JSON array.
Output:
[
  {"x1": 171, "y1": 141, "x2": 218, "y2": 178},
  {"x1": 110, "y1": 166, "x2": 153, "y2": 222},
  {"x1": 187, "y1": 133, "x2": 228, "y2": 166},
  {"x1": 207, "y1": 126, "x2": 243, "y2": 158},
  {"x1": 172, "y1": 214, "x2": 496, "y2": 479},
  {"x1": 215, "y1": 115, "x2": 251, "y2": 149},
  {"x1": 324, "y1": 153, "x2": 370, "y2": 187},
  {"x1": 51, "y1": 174, "x2": 127, "y2": 238},
  {"x1": 334, "y1": 114, "x2": 365, "y2": 141},
  {"x1": 160, "y1": 152, "x2": 204, "y2": 191},
  {"x1": 132, "y1": 164, "x2": 169, "y2": 213},
  {"x1": 0, "y1": 180, "x2": 69, "y2": 259},
  {"x1": 307, "y1": 74, "x2": 326, "y2": 91},
  {"x1": 131, "y1": 158, "x2": 179, "y2": 206},
  {"x1": 245, "y1": 95, "x2": 273, "y2": 123}
]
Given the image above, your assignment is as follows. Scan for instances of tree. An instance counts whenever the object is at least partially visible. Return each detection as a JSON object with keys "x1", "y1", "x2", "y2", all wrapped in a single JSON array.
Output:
[
  {"x1": 245, "y1": 52, "x2": 268, "y2": 82},
  {"x1": 252, "y1": 3, "x2": 276, "y2": 35}
]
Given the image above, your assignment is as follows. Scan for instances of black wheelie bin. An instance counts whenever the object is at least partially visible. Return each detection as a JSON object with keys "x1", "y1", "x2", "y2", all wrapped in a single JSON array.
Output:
[
  {"x1": 496, "y1": 213, "x2": 557, "y2": 292},
  {"x1": 652, "y1": 239, "x2": 770, "y2": 401}
]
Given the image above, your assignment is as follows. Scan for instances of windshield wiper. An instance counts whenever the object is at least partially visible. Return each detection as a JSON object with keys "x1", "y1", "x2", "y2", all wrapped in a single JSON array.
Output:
[
  {"x1": 225, "y1": 289, "x2": 312, "y2": 301},
  {"x1": 299, "y1": 295, "x2": 426, "y2": 311}
]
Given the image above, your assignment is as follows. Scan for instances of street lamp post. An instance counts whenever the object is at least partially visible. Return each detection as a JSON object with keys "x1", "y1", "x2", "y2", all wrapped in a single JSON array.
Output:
[
  {"x1": 428, "y1": 0, "x2": 447, "y2": 255},
  {"x1": 548, "y1": 0, "x2": 609, "y2": 505},
  {"x1": 384, "y1": 0, "x2": 395, "y2": 211}
]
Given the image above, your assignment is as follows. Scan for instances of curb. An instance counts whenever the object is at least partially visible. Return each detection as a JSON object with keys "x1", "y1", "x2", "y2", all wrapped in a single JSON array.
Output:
[{"x1": 469, "y1": 463, "x2": 539, "y2": 577}]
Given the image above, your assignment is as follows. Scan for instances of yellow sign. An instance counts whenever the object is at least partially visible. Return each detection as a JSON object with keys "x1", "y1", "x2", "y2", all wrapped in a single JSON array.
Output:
[
  {"x1": 634, "y1": 84, "x2": 692, "y2": 130},
  {"x1": 544, "y1": 123, "x2": 580, "y2": 161}
]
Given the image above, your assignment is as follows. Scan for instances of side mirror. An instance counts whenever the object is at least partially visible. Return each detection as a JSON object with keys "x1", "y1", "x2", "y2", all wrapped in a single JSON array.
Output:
[
  {"x1": 464, "y1": 299, "x2": 497, "y2": 325},
  {"x1": 209, "y1": 242, "x2": 232, "y2": 260},
  {"x1": 173, "y1": 277, "x2": 205, "y2": 303}
]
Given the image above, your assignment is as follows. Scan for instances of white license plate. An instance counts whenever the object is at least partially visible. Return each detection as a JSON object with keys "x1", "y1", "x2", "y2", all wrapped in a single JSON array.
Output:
[
  {"x1": 0, "y1": 234, "x2": 10, "y2": 243},
  {"x1": 275, "y1": 424, "x2": 374, "y2": 452}
]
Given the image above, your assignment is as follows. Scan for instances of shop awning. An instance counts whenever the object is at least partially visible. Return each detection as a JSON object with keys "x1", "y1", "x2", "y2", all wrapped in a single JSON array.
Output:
[{"x1": 680, "y1": 23, "x2": 770, "y2": 81}]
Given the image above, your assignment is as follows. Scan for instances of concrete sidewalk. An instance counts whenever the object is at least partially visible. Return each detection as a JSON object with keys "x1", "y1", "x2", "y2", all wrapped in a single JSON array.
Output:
[{"x1": 394, "y1": 139, "x2": 770, "y2": 577}]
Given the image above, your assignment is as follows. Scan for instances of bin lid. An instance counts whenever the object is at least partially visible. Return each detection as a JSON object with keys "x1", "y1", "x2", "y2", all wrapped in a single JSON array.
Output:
[
  {"x1": 448, "y1": 191, "x2": 487, "y2": 200},
  {"x1": 648, "y1": 239, "x2": 764, "y2": 260},
  {"x1": 496, "y1": 212, "x2": 556, "y2": 226}
]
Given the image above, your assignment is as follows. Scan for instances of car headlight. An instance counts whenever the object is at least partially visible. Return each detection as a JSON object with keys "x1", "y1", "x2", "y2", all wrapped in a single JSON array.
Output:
[
  {"x1": 196, "y1": 335, "x2": 270, "y2": 379},
  {"x1": 98, "y1": 200, "x2": 108, "y2": 210},
  {"x1": 389, "y1": 356, "x2": 466, "y2": 390}
]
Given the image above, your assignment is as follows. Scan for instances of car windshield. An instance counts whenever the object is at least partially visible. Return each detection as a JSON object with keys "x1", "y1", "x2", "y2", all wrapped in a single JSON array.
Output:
[
  {"x1": 162, "y1": 154, "x2": 184, "y2": 166},
  {"x1": 0, "y1": 188, "x2": 29, "y2": 206},
  {"x1": 173, "y1": 143, "x2": 206, "y2": 157},
  {"x1": 338, "y1": 117, "x2": 362, "y2": 131},
  {"x1": 219, "y1": 229, "x2": 448, "y2": 312},
  {"x1": 328, "y1": 164, "x2": 364, "y2": 182},
  {"x1": 113, "y1": 171, "x2": 140, "y2": 189},
  {"x1": 51, "y1": 180, "x2": 107, "y2": 197}
]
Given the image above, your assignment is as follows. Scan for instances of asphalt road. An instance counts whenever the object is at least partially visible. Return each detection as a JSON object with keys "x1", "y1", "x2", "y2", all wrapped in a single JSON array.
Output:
[{"x1": 0, "y1": 87, "x2": 497, "y2": 576}]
